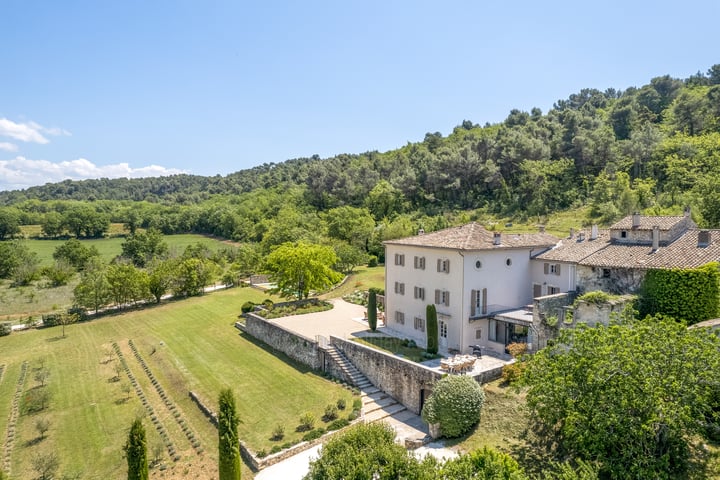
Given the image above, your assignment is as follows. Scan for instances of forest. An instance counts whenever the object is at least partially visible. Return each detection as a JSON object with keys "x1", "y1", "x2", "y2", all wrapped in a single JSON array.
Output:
[{"x1": 1, "y1": 64, "x2": 720, "y2": 263}]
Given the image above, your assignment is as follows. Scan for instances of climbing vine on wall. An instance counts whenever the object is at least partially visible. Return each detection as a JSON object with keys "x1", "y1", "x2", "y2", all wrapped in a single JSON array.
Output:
[{"x1": 639, "y1": 262, "x2": 720, "y2": 324}]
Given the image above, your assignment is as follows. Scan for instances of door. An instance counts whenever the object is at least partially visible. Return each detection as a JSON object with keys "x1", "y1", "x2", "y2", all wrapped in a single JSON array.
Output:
[{"x1": 439, "y1": 320, "x2": 448, "y2": 349}]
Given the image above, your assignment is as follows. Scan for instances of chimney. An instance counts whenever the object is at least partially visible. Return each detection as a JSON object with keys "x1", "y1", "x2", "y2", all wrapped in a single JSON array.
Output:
[
  {"x1": 417, "y1": 228, "x2": 425, "y2": 235},
  {"x1": 577, "y1": 232, "x2": 585, "y2": 242},
  {"x1": 632, "y1": 212, "x2": 641, "y2": 228},
  {"x1": 493, "y1": 232, "x2": 501, "y2": 245},
  {"x1": 652, "y1": 225, "x2": 659, "y2": 251},
  {"x1": 684, "y1": 206, "x2": 691, "y2": 217},
  {"x1": 538, "y1": 225, "x2": 545, "y2": 233},
  {"x1": 698, "y1": 230, "x2": 710, "y2": 247},
  {"x1": 590, "y1": 224, "x2": 598, "y2": 240},
  {"x1": 569, "y1": 227, "x2": 575, "y2": 238}
]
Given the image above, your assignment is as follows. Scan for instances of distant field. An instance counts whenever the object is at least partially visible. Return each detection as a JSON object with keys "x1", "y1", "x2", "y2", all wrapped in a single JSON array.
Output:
[
  {"x1": 0, "y1": 286, "x2": 353, "y2": 479},
  {"x1": 19, "y1": 232, "x2": 234, "y2": 267}
]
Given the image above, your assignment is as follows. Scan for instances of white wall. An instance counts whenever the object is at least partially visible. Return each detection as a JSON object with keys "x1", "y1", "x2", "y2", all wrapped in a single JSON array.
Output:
[
  {"x1": 530, "y1": 260, "x2": 575, "y2": 296},
  {"x1": 384, "y1": 244, "x2": 463, "y2": 351}
]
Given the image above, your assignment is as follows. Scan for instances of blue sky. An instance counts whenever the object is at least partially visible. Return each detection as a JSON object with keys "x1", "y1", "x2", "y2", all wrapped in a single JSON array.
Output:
[{"x1": 1, "y1": 0, "x2": 718, "y2": 191}]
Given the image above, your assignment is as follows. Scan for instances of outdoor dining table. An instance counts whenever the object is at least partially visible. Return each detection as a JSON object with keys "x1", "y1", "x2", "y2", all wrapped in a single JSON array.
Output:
[{"x1": 440, "y1": 354, "x2": 476, "y2": 374}]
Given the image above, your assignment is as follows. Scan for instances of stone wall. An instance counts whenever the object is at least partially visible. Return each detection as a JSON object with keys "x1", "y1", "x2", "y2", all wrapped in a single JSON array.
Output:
[
  {"x1": 531, "y1": 292, "x2": 575, "y2": 351},
  {"x1": 331, "y1": 336, "x2": 441, "y2": 414},
  {"x1": 238, "y1": 314, "x2": 322, "y2": 370},
  {"x1": 572, "y1": 295, "x2": 636, "y2": 327},
  {"x1": 576, "y1": 265, "x2": 646, "y2": 294}
]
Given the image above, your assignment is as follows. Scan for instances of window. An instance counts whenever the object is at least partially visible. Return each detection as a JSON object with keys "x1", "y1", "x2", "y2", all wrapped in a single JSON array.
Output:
[
  {"x1": 470, "y1": 288, "x2": 488, "y2": 316},
  {"x1": 439, "y1": 320, "x2": 448, "y2": 339},
  {"x1": 475, "y1": 329, "x2": 482, "y2": 340},
  {"x1": 505, "y1": 258, "x2": 512, "y2": 267},
  {"x1": 602, "y1": 268, "x2": 611, "y2": 278},
  {"x1": 550, "y1": 263, "x2": 561, "y2": 275},
  {"x1": 394, "y1": 282, "x2": 405, "y2": 295},
  {"x1": 413, "y1": 286, "x2": 425, "y2": 300},
  {"x1": 436, "y1": 258, "x2": 450, "y2": 273},
  {"x1": 488, "y1": 319, "x2": 527, "y2": 345},
  {"x1": 413, "y1": 256, "x2": 426, "y2": 270},
  {"x1": 548, "y1": 286, "x2": 560, "y2": 295},
  {"x1": 474, "y1": 259, "x2": 482, "y2": 270},
  {"x1": 414, "y1": 317, "x2": 425, "y2": 332},
  {"x1": 434, "y1": 289, "x2": 450, "y2": 307},
  {"x1": 621, "y1": 231, "x2": 627, "y2": 238},
  {"x1": 395, "y1": 311, "x2": 405, "y2": 325},
  {"x1": 394, "y1": 253, "x2": 405, "y2": 266}
]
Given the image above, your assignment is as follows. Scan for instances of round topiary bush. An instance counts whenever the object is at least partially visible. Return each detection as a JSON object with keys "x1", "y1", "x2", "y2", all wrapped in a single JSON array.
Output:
[{"x1": 421, "y1": 375, "x2": 485, "y2": 438}]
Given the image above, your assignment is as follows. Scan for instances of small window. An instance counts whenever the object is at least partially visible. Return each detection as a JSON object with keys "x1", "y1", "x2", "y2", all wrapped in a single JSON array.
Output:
[
  {"x1": 549, "y1": 264, "x2": 561, "y2": 275},
  {"x1": 394, "y1": 253, "x2": 405, "y2": 266},
  {"x1": 602, "y1": 268, "x2": 611, "y2": 278},
  {"x1": 414, "y1": 256, "x2": 426, "y2": 269},
  {"x1": 437, "y1": 258, "x2": 450, "y2": 273},
  {"x1": 475, "y1": 259, "x2": 482, "y2": 270},
  {"x1": 434, "y1": 289, "x2": 450, "y2": 306},
  {"x1": 414, "y1": 317, "x2": 425, "y2": 332},
  {"x1": 394, "y1": 282, "x2": 405, "y2": 295},
  {"x1": 506, "y1": 258, "x2": 512, "y2": 267},
  {"x1": 620, "y1": 231, "x2": 627, "y2": 238},
  {"x1": 395, "y1": 311, "x2": 405, "y2": 325},
  {"x1": 414, "y1": 286, "x2": 425, "y2": 300},
  {"x1": 548, "y1": 286, "x2": 560, "y2": 295},
  {"x1": 475, "y1": 329, "x2": 482, "y2": 340}
]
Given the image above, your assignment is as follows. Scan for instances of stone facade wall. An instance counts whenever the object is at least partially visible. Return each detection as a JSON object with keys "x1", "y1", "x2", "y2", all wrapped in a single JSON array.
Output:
[
  {"x1": 572, "y1": 295, "x2": 636, "y2": 327},
  {"x1": 576, "y1": 265, "x2": 646, "y2": 294},
  {"x1": 331, "y1": 336, "x2": 441, "y2": 414},
  {"x1": 239, "y1": 314, "x2": 322, "y2": 370},
  {"x1": 531, "y1": 292, "x2": 575, "y2": 351}
]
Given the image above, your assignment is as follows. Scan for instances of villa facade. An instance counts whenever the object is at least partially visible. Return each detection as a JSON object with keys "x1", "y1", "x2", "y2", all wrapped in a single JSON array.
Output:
[{"x1": 384, "y1": 211, "x2": 720, "y2": 356}]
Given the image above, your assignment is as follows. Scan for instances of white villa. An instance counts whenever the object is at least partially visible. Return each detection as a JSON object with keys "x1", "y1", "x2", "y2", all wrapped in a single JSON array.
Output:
[
  {"x1": 384, "y1": 211, "x2": 720, "y2": 356},
  {"x1": 383, "y1": 223, "x2": 557, "y2": 355}
]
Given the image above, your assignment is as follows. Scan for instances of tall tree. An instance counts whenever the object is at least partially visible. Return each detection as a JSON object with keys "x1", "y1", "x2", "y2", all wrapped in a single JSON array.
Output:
[
  {"x1": 367, "y1": 290, "x2": 377, "y2": 332},
  {"x1": 521, "y1": 316, "x2": 720, "y2": 479},
  {"x1": 218, "y1": 388, "x2": 241, "y2": 480},
  {"x1": 124, "y1": 418, "x2": 148, "y2": 480},
  {"x1": 0, "y1": 207, "x2": 21, "y2": 239},
  {"x1": 426, "y1": 304, "x2": 438, "y2": 355},
  {"x1": 265, "y1": 242, "x2": 342, "y2": 300}
]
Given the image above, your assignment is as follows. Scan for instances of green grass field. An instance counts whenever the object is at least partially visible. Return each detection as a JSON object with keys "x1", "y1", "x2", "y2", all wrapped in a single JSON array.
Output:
[
  {"x1": 0, "y1": 233, "x2": 236, "y2": 322},
  {"x1": 0, "y1": 286, "x2": 354, "y2": 479},
  {"x1": 323, "y1": 266, "x2": 385, "y2": 300}
]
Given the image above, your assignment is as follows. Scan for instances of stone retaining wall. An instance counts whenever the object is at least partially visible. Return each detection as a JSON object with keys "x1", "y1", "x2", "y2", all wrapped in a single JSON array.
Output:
[
  {"x1": 330, "y1": 336, "x2": 441, "y2": 414},
  {"x1": 238, "y1": 314, "x2": 322, "y2": 370}
]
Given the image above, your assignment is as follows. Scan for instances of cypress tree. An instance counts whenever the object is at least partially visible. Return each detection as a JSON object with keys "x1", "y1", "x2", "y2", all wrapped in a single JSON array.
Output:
[
  {"x1": 367, "y1": 290, "x2": 377, "y2": 332},
  {"x1": 426, "y1": 304, "x2": 438, "y2": 355},
  {"x1": 218, "y1": 388, "x2": 241, "y2": 480},
  {"x1": 124, "y1": 418, "x2": 148, "y2": 480}
]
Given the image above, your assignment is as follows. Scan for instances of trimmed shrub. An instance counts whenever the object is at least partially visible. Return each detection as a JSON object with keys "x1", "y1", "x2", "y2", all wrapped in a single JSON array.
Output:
[
  {"x1": 271, "y1": 424, "x2": 285, "y2": 441},
  {"x1": 426, "y1": 304, "x2": 438, "y2": 355},
  {"x1": 324, "y1": 404, "x2": 338, "y2": 422},
  {"x1": 421, "y1": 375, "x2": 485, "y2": 438},
  {"x1": 501, "y1": 363, "x2": 526, "y2": 385},
  {"x1": 327, "y1": 418, "x2": 350, "y2": 431},
  {"x1": 0, "y1": 322, "x2": 11, "y2": 336},
  {"x1": 367, "y1": 255, "x2": 378, "y2": 267},
  {"x1": 367, "y1": 290, "x2": 377, "y2": 332},
  {"x1": 297, "y1": 412, "x2": 315, "y2": 432},
  {"x1": 336, "y1": 398, "x2": 346, "y2": 410},
  {"x1": 240, "y1": 301, "x2": 255, "y2": 314},
  {"x1": 302, "y1": 428, "x2": 325, "y2": 442}
]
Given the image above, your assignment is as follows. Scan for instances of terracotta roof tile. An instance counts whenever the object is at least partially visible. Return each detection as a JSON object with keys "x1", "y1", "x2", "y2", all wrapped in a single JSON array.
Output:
[
  {"x1": 383, "y1": 222, "x2": 558, "y2": 250},
  {"x1": 537, "y1": 228, "x2": 720, "y2": 269},
  {"x1": 610, "y1": 215, "x2": 687, "y2": 231}
]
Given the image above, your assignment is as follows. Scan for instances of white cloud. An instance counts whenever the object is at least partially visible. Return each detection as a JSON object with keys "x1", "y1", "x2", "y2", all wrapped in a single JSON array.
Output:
[
  {"x1": 0, "y1": 142, "x2": 18, "y2": 152},
  {"x1": 0, "y1": 156, "x2": 187, "y2": 191},
  {"x1": 0, "y1": 118, "x2": 71, "y2": 144}
]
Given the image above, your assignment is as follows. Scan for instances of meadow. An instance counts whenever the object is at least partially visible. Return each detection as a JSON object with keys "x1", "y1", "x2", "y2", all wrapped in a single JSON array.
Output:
[
  {"x1": 0, "y1": 232, "x2": 235, "y2": 322},
  {"x1": 0, "y1": 286, "x2": 355, "y2": 479}
]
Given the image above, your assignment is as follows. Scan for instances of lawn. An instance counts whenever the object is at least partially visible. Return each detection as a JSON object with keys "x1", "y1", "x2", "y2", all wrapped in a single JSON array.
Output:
[
  {"x1": 324, "y1": 266, "x2": 385, "y2": 300},
  {"x1": 353, "y1": 336, "x2": 436, "y2": 363},
  {"x1": 0, "y1": 233, "x2": 237, "y2": 322},
  {"x1": 0, "y1": 286, "x2": 354, "y2": 479}
]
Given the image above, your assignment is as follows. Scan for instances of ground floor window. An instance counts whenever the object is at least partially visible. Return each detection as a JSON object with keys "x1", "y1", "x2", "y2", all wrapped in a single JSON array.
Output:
[{"x1": 488, "y1": 319, "x2": 528, "y2": 346}]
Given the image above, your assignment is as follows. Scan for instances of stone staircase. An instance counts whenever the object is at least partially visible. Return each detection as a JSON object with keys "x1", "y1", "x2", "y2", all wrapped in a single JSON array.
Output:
[{"x1": 324, "y1": 345, "x2": 406, "y2": 422}]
